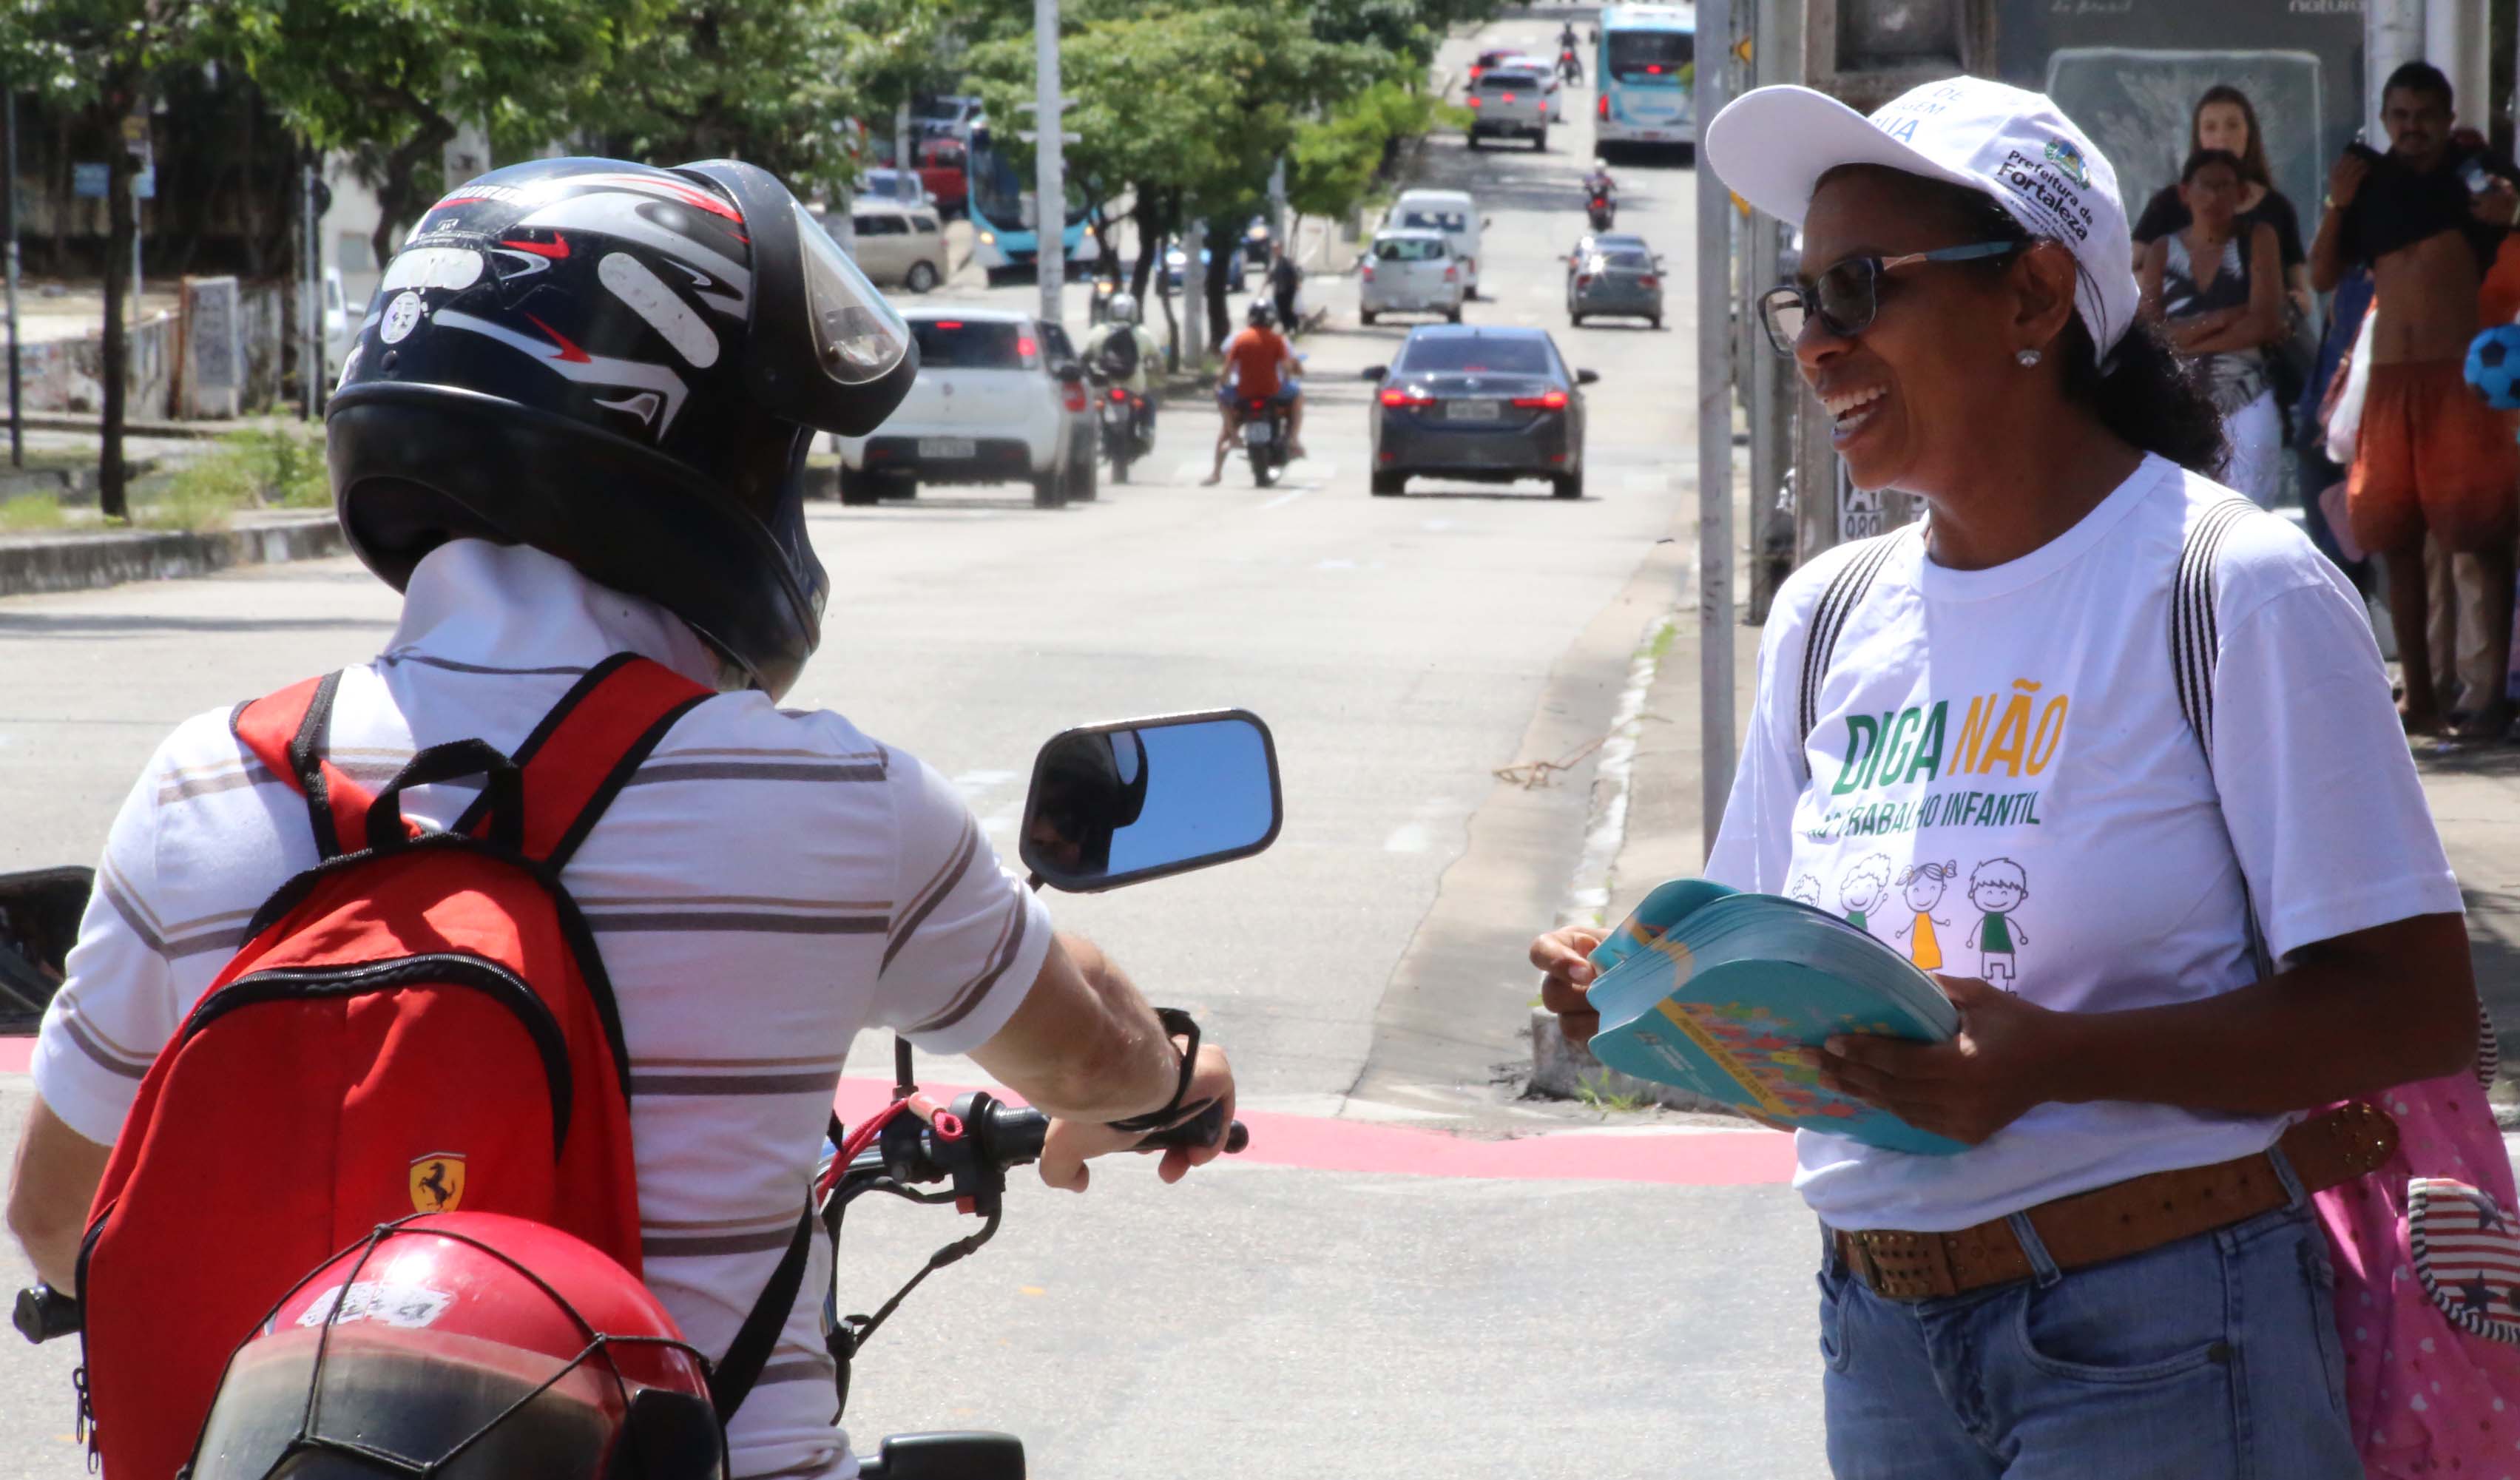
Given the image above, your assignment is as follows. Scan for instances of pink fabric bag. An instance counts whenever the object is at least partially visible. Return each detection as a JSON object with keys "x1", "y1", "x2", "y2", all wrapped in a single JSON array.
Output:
[{"x1": 2316, "y1": 1049, "x2": 2520, "y2": 1478}]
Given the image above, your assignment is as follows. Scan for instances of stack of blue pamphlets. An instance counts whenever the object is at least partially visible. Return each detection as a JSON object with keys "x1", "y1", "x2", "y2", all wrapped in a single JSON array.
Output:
[{"x1": 1582, "y1": 878, "x2": 1968, "y2": 1155}]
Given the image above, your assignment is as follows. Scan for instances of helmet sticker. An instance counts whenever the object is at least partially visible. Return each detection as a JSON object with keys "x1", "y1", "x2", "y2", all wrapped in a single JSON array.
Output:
[
  {"x1": 436, "y1": 307, "x2": 690, "y2": 434},
  {"x1": 512, "y1": 191, "x2": 751, "y2": 320},
  {"x1": 598, "y1": 251, "x2": 720, "y2": 368},
  {"x1": 292, "y1": 1279, "x2": 454, "y2": 1331},
  {"x1": 380, "y1": 246, "x2": 486, "y2": 294},
  {"x1": 380, "y1": 291, "x2": 427, "y2": 345}
]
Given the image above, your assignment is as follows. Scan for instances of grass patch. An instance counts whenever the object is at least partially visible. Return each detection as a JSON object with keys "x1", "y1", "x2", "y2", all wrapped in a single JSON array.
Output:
[
  {"x1": 1574, "y1": 1072, "x2": 1652, "y2": 1115},
  {"x1": 0, "y1": 493, "x2": 66, "y2": 531},
  {"x1": 131, "y1": 426, "x2": 328, "y2": 531}
]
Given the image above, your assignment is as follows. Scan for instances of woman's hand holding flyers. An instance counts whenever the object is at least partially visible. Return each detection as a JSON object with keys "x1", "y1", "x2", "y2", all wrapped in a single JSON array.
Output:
[
  {"x1": 1530, "y1": 925, "x2": 1607, "y2": 1048},
  {"x1": 1804, "y1": 975, "x2": 2065, "y2": 1146}
]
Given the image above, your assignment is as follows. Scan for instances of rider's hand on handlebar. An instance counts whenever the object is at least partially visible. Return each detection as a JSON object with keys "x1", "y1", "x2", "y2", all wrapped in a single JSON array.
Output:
[{"x1": 1038, "y1": 1042, "x2": 1236, "y2": 1193}]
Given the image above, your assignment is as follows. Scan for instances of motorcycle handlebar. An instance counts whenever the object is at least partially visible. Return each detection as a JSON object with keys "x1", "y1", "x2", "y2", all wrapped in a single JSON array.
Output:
[
  {"x1": 848, "y1": 1097, "x2": 1249, "y2": 1185},
  {"x1": 15, "y1": 1283, "x2": 79, "y2": 1344}
]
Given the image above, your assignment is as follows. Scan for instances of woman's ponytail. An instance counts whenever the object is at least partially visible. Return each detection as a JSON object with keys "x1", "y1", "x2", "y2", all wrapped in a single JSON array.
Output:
[{"x1": 2058, "y1": 316, "x2": 2227, "y2": 476}]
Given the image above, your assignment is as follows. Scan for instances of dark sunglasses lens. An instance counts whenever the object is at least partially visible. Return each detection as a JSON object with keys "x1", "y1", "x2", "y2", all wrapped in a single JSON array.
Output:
[
  {"x1": 1813, "y1": 260, "x2": 1877, "y2": 337},
  {"x1": 1759, "y1": 290, "x2": 1806, "y2": 351}
]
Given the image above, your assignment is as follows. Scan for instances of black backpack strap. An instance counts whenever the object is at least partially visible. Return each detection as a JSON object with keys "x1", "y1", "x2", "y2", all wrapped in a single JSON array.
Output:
[
  {"x1": 709, "y1": 1197, "x2": 817, "y2": 1425},
  {"x1": 2172, "y1": 498, "x2": 2277, "y2": 982},
  {"x1": 1797, "y1": 527, "x2": 1915, "y2": 780}
]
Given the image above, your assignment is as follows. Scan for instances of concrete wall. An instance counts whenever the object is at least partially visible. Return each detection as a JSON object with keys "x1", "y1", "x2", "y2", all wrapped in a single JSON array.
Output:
[{"x1": 8, "y1": 314, "x2": 177, "y2": 419}]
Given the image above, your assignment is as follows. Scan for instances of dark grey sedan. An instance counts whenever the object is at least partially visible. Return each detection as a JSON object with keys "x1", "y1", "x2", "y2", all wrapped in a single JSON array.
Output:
[
  {"x1": 1362, "y1": 326, "x2": 1597, "y2": 499},
  {"x1": 1567, "y1": 245, "x2": 1664, "y2": 327}
]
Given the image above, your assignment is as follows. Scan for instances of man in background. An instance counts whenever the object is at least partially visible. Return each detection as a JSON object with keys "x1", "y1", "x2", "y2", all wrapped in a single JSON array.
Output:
[{"x1": 2311, "y1": 62, "x2": 2519, "y2": 740}]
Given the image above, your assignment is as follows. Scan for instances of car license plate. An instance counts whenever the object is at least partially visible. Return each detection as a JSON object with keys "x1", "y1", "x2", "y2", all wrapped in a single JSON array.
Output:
[
  {"x1": 1448, "y1": 399, "x2": 1501, "y2": 422},
  {"x1": 1242, "y1": 420, "x2": 1271, "y2": 446},
  {"x1": 917, "y1": 437, "x2": 975, "y2": 459}
]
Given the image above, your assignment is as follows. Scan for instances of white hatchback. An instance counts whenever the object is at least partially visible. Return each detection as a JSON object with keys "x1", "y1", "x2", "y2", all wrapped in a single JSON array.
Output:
[
  {"x1": 1357, "y1": 230, "x2": 1464, "y2": 325},
  {"x1": 834, "y1": 308, "x2": 1093, "y2": 508}
]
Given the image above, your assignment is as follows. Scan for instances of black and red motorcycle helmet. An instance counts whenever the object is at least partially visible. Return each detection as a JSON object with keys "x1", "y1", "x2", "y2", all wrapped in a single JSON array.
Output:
[
  {"x1": 326, "y1": 158, "x2": 916, "y2": 699},
  {"x1": 186, "y1": 1212, "x2": 723, "y2": 1480}
]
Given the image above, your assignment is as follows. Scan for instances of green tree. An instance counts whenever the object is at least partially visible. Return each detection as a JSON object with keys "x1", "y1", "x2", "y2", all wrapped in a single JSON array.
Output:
[
  {"x1": 579, "y1": 1, "x2": 862, "y2": 202},
  {"x1": 2, "y1": 0, "x2": 207, "y2": 519},
  {"x1": 223, "y1": 0, "x2": 658, "y2": 268}
]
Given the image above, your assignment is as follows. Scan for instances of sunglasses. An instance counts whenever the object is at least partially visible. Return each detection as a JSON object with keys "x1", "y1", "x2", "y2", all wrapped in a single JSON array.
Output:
[{"x1": 1757, "y1": 241, "x2": 2022, "y2": 354}]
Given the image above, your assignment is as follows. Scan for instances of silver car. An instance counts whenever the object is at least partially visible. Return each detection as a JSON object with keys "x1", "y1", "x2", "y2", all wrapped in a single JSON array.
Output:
[
  {"x1": 1567, "y1": 245, "x2": 1664, "y2": 328},
  {"x1": 1359, "y1": 229, "x2": 1465, "y2": 325}
]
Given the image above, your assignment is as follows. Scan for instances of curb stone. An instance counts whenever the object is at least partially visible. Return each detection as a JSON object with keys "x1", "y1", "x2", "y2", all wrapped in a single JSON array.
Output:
[{"x1": 0, "y1": 516, "x2": 346, "y2": 598}]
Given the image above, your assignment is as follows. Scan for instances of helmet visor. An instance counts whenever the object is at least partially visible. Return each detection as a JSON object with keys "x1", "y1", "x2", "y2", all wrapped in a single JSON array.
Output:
[
  {"x1": 793, "y1": 201, "x2": 913, "y2": 388},
  {"x1": 192, "y1": 1326, "x2": 629, "y2": 1480}
]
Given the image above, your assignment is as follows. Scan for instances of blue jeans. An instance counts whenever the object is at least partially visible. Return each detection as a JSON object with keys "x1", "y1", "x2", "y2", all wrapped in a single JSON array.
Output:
[{"x1": 1819, "y1": 1192, "x2": 2357, "y2": 1479}]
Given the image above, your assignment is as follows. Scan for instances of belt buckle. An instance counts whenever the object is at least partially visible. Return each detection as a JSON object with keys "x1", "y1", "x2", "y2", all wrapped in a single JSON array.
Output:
[{"x1": 1851, "y1": 1229, "x2": 1956, "y2": 1301}]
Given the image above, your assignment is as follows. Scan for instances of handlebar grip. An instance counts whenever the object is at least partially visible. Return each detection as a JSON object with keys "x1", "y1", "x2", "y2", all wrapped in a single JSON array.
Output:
[
  {"x1": 1140, "y1": 1102, "x2": 1250, "y2": 1155},
  {"x1": 984, "y1": 1103, "x2": 1249, "y2": 1163},
  {"x1": 14, "y1": 1285, "x2": 80, "y2": 1344}
]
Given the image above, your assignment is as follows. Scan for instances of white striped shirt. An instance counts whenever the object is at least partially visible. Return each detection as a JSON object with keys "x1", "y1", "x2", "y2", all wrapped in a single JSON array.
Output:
[{"x1": 33, "y1": 539, "x2": 1051, "y2": 1479}]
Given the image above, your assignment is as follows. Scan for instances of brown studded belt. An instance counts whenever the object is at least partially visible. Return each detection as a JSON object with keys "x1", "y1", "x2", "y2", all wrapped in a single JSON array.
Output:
[{"x1": 1831, "y1": 1101, "x2": 2398, "y2": 1302}]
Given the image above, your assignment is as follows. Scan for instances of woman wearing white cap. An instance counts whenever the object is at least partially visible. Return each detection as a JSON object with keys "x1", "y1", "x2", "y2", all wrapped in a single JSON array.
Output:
[{"x1": 1532, "y1": 77, "x2": 2481, "y2": 1477}]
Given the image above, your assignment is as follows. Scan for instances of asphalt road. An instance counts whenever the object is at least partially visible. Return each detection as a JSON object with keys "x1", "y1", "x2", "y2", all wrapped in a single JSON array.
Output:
[{"x1": 0, "y1": 16, "x2": 1842, "y2": 1478}]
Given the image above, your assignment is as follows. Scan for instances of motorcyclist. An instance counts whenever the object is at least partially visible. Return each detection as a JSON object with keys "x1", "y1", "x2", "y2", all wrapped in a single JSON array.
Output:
[
  {"x1": 7, "y1": 157, "x2": 1237, "y2": 1480},
  {"x1": 1583, "y1": 160, "x2": 1618, "y2": 207},
  {"x1": 1079, "y1": 291, "x2": 1161, "y2": 443},
  {"x1": 1203, "y1": 301, "x2": 1305, "y2": 484},
  {"x1": 1556, "y1": 23, "x2": 1584, "y2": 84}
]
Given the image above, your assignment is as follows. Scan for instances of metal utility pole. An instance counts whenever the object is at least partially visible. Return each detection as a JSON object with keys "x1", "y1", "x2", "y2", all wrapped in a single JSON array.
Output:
[
  {"x1": 1033, "y1": 0, "x2": 1064, "y2": 328},
  {"x1": 301, "y1": 158, "x2": 320, "y2": 420},
  {"x1": 4, "y1": 89, "x2": 22, "y2": 468},
  {"x1": 1695, "y1": 0, "x2": 1737, "y2": 855},
  {"x1": 1182, "y1": 220, "x2": 1206, "y2": 359},
  {"x1": 2366, "y1": 0, "x2": 2425, "y2": 138}
]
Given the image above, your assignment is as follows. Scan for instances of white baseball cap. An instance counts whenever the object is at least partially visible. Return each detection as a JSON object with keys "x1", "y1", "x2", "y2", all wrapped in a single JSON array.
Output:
[{"x1": 1705, "y1": 76, "x2": 2138, "y2": 356}]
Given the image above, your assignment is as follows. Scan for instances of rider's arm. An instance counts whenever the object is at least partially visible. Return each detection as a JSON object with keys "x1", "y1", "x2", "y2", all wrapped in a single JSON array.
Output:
[
  {"x1": 967, "y1": 933, "x2": 1178, "y2": 1123},
  {"x1": 7, "y1": 1100, "x2": 109, "y2": 1290}
]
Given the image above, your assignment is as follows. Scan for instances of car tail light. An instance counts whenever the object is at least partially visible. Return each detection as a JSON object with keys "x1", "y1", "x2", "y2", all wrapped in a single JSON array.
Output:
[
  {"x1": 1502, "y1": 93, "x2": 1517, "y2": 103},
  {"x1": 1379, "y1": 387, "x2": 1434, "y2": 408},
  {"x1": 1360, "y1": 262, "x2": 1375, "y2": 281},
  {"x1": 1597, "y1": 94, "x2": 1609, "y2": 121},
  {"x1": 1442, "y1": 266, "x2": 1457, "y2": 282},
  {"x1": 1063, "y1": 380, "x2": 1087, "y2": 413},
  {"x1": 1016, "y1": 334, "x2": 1038, "y2": 359},
  {"x1": 1638, "y1": 275, "x2": 1658, "y2": 289},
  {"x1": 1108, "y1": 387, "x2": 1128, "y2": 401},
  {"x1": 1513, "y1": 390, "x2": 1570, "y2": 410},
  {"x1": 1467, "y1": 96, "x2": 1482, "y2": 109},
  {"x1": 1468, "y1": 66, "x2": 1482, "y2": 82},
  {"x1": 1646, "y1": 64, "x2": 1663, "y2": 75},
  {"x1": 936, "y1": 320, "x2": 965, "y2": 328},
  {"x1": 1575, "y1": 274, "x2": 1591, "y2": 289}
]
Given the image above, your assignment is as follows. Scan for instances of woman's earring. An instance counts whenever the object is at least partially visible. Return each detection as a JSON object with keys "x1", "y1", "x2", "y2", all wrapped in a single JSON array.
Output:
[{"x1": 2016, "y1": 348, "x2": 2043, "y2": 368}]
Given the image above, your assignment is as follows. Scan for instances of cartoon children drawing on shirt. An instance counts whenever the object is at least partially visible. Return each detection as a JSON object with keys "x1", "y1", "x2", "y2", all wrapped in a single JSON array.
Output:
[
  {"x1": 1893, "y1": 860, "x2": 1956, "y2": 971},
  {"x1": 1967, "y1": 857, "x2": 2030, "y2": 987},
  {"x1": 1839, "y1": 854, "x2": 1891, "y2": 934},
  {"x1": 1788, "y1": 874, "x2": 1822, "y2": 910}
]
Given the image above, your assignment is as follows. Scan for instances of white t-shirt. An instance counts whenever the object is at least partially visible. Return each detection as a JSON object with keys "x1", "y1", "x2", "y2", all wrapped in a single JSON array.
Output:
[
  {"x1": 1706, "y1": 455, "x2": 2461, "y2": 1233},
  {"x1": 33, "y1": 539, "x2": 1053, "y2": 1479}
]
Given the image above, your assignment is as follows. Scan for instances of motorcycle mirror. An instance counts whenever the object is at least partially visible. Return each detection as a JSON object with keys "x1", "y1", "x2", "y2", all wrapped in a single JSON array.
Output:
[
  {"x1": 857, "y1": 1432, "x2": 1026, "y2": 1480},
  {"x1": 0, "y1": 867, "x2": 92, "y2": 1032},
  {"x1": 1576, "y1": 368, "x2": 1601, "y2": 385},
  {"x1": 1019, "y1": 712, "x2": 1283, "y2": 893},
  {"x1": 1360, "y1": 365, "x2": 1388, "y2": 381}
]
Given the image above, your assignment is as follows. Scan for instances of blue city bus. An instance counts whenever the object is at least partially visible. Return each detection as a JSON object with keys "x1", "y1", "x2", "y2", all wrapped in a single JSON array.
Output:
[
  {"x1": 965, "y1": 121, "x2": 1095, "y2": 285},
  {"x1": 1594, "y1": 4, "x2": 1698, "y2": 158}
]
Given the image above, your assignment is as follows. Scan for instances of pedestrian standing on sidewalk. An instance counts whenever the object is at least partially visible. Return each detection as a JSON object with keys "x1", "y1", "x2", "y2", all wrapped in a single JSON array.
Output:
[
  {"x1": 2139, "y1": 149, "x2": 2287, "y2": 505},
  {"x1": 1531, "y1": 77, "x2": 2484, "y2": 1479}
]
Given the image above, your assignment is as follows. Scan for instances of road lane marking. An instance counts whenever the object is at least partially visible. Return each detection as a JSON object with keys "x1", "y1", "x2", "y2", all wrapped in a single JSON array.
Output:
[{"x1": 1261, "y1": 487, "x2": 1310, "y2": 510}]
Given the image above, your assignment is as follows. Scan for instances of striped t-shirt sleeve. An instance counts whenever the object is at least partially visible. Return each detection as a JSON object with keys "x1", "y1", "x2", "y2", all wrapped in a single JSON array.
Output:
[
  {"x1": 872, "y1": 753, "x2": 1052, "y2": 1055},
  {"x1": 33, "y1": 744, "x2": 183, "y2": 1146}
]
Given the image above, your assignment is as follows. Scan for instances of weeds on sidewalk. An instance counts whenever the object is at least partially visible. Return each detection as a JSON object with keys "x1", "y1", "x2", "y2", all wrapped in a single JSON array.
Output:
[
  {"x1": 1573, "y1": 1072, "x2": 1650, "y2": 1115},
  {"x1": 133, "y1": 427, "x2": 329, "y2": 530},
  {"x1": 0, "y1": 493, "x2": 66, "y2": 532}
]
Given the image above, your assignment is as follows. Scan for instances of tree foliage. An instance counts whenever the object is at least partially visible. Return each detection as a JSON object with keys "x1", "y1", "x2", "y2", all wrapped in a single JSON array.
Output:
[{"x1": 223, "y1": 0, "x2": 658, "y2": 263}]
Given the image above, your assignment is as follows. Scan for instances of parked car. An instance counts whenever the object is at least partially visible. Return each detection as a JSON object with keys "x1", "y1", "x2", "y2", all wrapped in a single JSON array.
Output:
[
  {"x1": 847, "y1": 202, "x2": 949, "y2": 293},
  {"x1": 1357, "y1": 229, "x2": 1465, "y2": 325},
  {"x1": 1568, "y1": 243, "x2": 1665, "y2": 328},
  {"x1": 1389, "y1": 189, "x2": 1487, "y2": 297},
  {"x1": 1467, "y1": 67, "x2": 1549, "y2": 151},
  {"x1": 1360, "y1": 325, "x2": 1597, "y2": 499},
  {"x1": 911, "y1": 94, "x2": 983, "y2": 141},
  {"x1": 834, "y1": 308, "x2": 1092, "y2": 509}
]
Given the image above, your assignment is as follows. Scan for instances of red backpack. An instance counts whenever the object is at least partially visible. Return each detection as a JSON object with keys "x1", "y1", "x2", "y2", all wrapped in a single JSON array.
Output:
[{"x1": 72, "y1": 654, "x2": 811, "y2": 1476}]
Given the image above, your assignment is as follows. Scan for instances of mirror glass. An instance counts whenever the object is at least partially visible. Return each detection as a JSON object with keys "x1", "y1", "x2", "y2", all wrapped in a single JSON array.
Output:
[
  {"x1": 0, "y1": 867, "x2": 92, "y2": 1030},
  {"x1": 1021, "y1": 714, "x2": 1280, "y2": 891}
]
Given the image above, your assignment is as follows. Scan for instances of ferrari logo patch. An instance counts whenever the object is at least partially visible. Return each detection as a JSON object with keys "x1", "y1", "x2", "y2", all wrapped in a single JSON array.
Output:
[{"x1": 409, "y1": 1153, "x2": 466, "y2": 1214}]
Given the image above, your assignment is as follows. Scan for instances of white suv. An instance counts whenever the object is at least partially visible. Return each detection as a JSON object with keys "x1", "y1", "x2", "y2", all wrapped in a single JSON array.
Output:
[
  {"x1": 835, "y1": 308, "x2": 1093, "y2": 509},
  {"x1": 1467, "y1": 68, "x2": 1550, "y2": 151},
  {"x1": 1357, "y1": 229, "x2": 1464, "y2": 325}
]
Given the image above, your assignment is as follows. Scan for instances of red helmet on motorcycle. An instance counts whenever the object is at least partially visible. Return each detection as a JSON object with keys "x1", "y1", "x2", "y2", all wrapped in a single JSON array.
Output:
[{"x1": 187, "y1": 1213, "x2": 723, "y2": 1480}]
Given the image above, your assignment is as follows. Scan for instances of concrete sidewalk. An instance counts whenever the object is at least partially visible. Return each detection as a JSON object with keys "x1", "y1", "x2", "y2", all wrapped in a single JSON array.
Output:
[{"x1": 1545, "y1": 532, "x2": 2520, "y2": 1121}]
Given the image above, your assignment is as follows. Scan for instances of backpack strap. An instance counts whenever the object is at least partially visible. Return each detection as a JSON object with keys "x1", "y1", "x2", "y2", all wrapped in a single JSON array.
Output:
[
  {"x1": 1797, "y1": 527, "x2": 1916, "y2": 780},
  {"x1": 460, "y1": 652, "x2": 713, "y2": 870},
  {"x1": 709, "y1": 1200, "x2": 817, "y2": 1425},
  {"x1": 232, "y1": 671, "x2": 383, "y2": 858}
]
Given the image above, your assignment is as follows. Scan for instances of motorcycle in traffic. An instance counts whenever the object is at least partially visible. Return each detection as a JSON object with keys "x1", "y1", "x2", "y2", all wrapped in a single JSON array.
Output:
[
  {"x1": 10, "y1": 709, "x2": 1288, "y2": 1480},
  {"x1": 1089, "y1": 367, "x2": 1155, "y2": 484}
]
